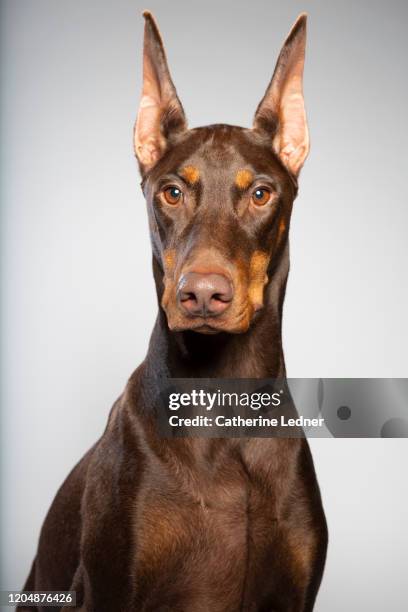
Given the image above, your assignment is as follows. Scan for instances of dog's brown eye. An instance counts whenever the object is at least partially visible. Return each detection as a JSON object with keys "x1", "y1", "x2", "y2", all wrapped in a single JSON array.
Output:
[
  {"x1": 252, "y1": 188, "x2": 272, "y2": 207},
  {"x1": 163, "y1": 186, "x2": 182, "y2": 205}
]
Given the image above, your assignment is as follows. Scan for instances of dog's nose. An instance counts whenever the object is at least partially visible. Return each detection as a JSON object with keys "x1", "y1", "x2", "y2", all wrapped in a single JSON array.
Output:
[{"x1": 177, "y1": 272, "x2": 233, "y2": 317}]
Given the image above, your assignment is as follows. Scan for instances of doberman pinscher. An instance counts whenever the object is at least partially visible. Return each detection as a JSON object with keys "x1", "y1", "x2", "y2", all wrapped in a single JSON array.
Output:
[{"x1": 20, "y1": 11, "x2": 328, "y2": 612}]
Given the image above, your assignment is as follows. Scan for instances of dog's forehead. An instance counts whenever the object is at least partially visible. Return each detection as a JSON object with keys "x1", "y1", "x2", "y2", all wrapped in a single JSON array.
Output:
[
  {"x1": 180, "y1": 143, "x2": 249, "y2": 187},
  {"x1": 178, "y1": 126, "x2": 282, "y2": 179},
  {"x1": 149, "y1": 125, "x2": 288, "y2": 188}
]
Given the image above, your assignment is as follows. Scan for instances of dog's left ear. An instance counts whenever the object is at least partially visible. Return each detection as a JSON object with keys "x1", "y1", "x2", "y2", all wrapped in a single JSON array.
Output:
[
  {"x1": 253, "y1": 14, "x2": 309, "y2": 177},
  {"x1": 134, "y1": 12, "x2": 187, "y2": 173}
]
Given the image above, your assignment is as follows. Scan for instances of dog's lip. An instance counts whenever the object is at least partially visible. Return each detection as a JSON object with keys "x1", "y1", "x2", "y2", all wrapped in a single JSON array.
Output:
[
  {"x1": 170, "y1": 318, "x2": 249, "y2": 335},
  {"x1": 192, "y1": 324, "x2": 221, "y2": 335},
  {"x1": 171, "y1": 320, "x2": 223, "y2": 333}
]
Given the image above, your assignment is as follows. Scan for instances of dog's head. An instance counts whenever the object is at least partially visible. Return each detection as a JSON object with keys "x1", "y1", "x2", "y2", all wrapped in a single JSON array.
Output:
[{"x1": 135, "y1": 12, "x2": 309, "y2": 334}]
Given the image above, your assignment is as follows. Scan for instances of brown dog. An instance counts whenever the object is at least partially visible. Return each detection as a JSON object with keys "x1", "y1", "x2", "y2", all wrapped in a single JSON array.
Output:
[{"x1": 20, "y1": 12, "x2": 328, "y2": 611}]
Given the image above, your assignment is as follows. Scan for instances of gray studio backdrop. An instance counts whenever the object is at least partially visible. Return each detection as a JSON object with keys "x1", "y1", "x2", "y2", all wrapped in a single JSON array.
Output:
[{"x1": 1, "y1": 0, "x2": 407, "y2": 609}]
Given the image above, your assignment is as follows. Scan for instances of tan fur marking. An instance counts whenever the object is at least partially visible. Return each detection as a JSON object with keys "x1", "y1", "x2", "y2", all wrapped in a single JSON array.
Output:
[
  {"x1": 279, "y1": 219, "x2": 286, "y2": 236},
  {"x1": 249, "y1": 251, "x2": 269, "y2": 279},
  {"x1": 248, "y1": 251, "x2": 269, "y2": 309},
  {"x1": 161, "y1": 249, "x2": 177, "y2": 310},
  {"x1": 288, "y1": 530, "x2": 317, "y2": 585},
  {"x1": 135, "y1": 498, "x2": 192, "y2": 569},
  {"x1": 163, "y1": 249, "x2": 176, "y2": 276},
  {"x1": 181, "y1": 165, "x2": 200, "y2": 185},
  {"x1": 235, "y1": 169, "x2": 254, "y2": 190}
]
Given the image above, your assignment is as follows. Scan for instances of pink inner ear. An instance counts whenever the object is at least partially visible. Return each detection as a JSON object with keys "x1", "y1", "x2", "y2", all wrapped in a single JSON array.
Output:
[
  {"x1": 134, "y1": 94, "x2": 166, "y2": 168},
  {"x1": 253, "y1": 15, "x2": 309, "y2": 177},
  {"x1": 134, "y1": 13, "x2": 186, "y2": 171},
  {"x1": 275, "y1": 73, "x2": 309, "y2": 176}
]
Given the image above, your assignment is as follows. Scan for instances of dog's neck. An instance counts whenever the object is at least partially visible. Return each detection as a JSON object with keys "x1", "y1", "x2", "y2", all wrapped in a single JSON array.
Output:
[{"x1": 144, "y1": 244, "x2": 289, "y2": 380}]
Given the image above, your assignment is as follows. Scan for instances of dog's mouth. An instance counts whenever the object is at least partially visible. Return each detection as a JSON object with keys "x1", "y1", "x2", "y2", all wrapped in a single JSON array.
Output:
[
  {"x1": 187, "y1": 324, "x2": 223, "y2": 335},
  {"x1": 165, "y1": 307, "x2": 254, "y2": 335},
  {"x1": 171, "y1": 324, "x2": 247, "y2": 335},
  {"x1": 173, "y1": 323, "x2": 234, "y2": 335}
]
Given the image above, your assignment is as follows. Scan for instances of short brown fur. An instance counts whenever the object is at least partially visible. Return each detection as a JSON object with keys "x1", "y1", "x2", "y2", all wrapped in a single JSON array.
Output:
[{"x1": 20, "y1": 11, "x2": 327, "y2": 612}]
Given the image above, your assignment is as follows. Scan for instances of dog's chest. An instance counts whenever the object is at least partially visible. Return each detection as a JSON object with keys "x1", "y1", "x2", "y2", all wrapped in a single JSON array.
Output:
[{"x1": 130, "y1": 439, "x2": 290, "y2": 610}]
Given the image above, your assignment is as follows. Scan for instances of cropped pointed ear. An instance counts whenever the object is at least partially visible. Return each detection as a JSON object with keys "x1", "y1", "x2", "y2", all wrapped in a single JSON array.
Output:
[
  {"x1": 253, "y1": 14, "x2": 309, "y2": 177},
  {"x1": 134, "y1": 12, "x2": 187, "y2": 173}
]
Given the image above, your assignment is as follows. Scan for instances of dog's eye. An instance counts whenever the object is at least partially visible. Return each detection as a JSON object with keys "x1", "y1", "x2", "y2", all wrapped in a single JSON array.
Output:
[
  {"x1": 163, "y1": 186, "x2": 182, "y2": 205},
  {"x1": 252, "y1": 188, "x2": 272, "y2": 207}
]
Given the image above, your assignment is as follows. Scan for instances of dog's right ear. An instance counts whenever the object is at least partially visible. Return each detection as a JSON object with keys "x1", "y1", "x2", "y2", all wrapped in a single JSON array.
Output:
[{"x1": 134, "y1": 12, "x2": 187, "y2": 173}]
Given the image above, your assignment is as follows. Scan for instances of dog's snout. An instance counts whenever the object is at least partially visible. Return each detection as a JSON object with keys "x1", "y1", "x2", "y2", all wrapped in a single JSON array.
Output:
[{"x1": 177, "y1": 272, "x2": 233, "y2": 317}]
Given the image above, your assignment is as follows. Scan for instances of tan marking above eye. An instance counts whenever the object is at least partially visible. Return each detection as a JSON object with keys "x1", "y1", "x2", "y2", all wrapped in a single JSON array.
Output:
[
  {"x1": 235, "y1": 169, "x2": 254, "y2": 190},
  {"x1": 180, "y1": 165, "x2": 200, "y2": 185}
]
